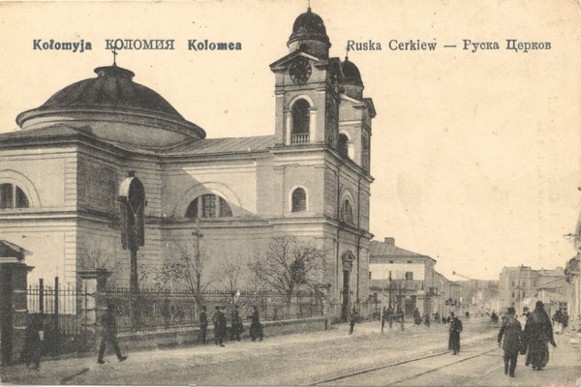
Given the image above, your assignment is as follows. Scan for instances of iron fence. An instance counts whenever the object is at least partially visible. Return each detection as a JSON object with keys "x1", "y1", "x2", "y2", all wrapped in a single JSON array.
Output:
[
  {"x1": 104, "y1": 287, "x2": 326, "y2": 333},
  {"x1": 27, "y1": 278, "x2": 89, "y2": 355}
]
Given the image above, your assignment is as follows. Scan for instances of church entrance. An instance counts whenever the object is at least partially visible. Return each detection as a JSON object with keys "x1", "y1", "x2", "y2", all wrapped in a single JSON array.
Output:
[{"x1": 340, "y1": 251, "x2": 355, "y2": 322}]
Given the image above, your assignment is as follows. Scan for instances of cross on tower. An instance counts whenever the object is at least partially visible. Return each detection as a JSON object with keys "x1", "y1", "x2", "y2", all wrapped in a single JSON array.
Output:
[{"x1": 112, "y1": 49, "x2": 118, "y2": 66}]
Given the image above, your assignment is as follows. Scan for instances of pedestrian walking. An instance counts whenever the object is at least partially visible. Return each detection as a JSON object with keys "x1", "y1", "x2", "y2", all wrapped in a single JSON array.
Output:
[
  {"x1": 349, "y1": 305, "x2": 358, "y2": 334},
  {"x1": 98, "y1": 303, "x2": 127, "y2": 364},
  {"x1": 524, "y1": 301, "x2": 556, "y2": 370},
  {"x1": 448, "y1": 312, "x2": 463, "y2": 355},
  {"x1": 20, "y1": 314, "x2": 44, "y2": 370},
  {"x1": 413, "y1": 308, "x2": 422, "y2": 325},
  {"x1": 498, "y1": 307, "x2": 525, "y2": 378},
  {"x1": 213, "y1": 306, "x2": 227, "y2": 347},
  {"x1": 199, "y1": 305, "x2": 208, "y2": 344},
  {"x1": 423, "y1": 312, "x2": 430, "y2": 328},
  {"x1": 386, "y1": 306, "x2": 394, "y2": 329},
  {"x1": 563, "y1": 311, "x2": 569, "y2": 332},
  {"x1": 230, "y1": 305, "x2": 244, "y2": 341},
  {"x1": 552, "y1": 310, "x2": 563, "y2": 335},
  {"x1": 249, "y1": 305, "x2": 264, "y2": 342}
]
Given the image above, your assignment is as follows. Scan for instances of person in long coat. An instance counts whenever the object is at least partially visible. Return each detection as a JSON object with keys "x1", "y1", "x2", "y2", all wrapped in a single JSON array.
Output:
[
  {"x1": 498, "y1": 307, "x2": 524, "y2": 377},
  {"x1": 20, "y1": 314, "x2": 43, "y2": 369},
  {"x1": 524, "y1": 301, "x2": 556, "y2": 370},
  {"x1": 199, "y1": 305, "x2": 208, "y2": 344},
  {"x1": 448, "y1": 312, "x2": 463, "y2": 355},
  {"x1": 249, "y1": 305, "x2": 264, "y2": 342},
  {"x1": 98, "y1": 303, "x2": 127, "y2": 364},
  {"x1": 213, "y1": 306, "x2": 226, "y2": 347},
  {"x1": 230, "y1": 306, "x2": 244, "y2": 341}
]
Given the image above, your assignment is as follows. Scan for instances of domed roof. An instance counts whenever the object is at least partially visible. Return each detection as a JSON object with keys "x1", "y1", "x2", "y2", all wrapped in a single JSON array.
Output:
[
  {"x1": 288, "y1": 8, "x2": 330, "y2": 46},
  {"x1": 342, "y1": 57, "x2": 363, "y2": 87},
  {"x1": 35, "y1": 65, "x2": 183, "y2": 119}
]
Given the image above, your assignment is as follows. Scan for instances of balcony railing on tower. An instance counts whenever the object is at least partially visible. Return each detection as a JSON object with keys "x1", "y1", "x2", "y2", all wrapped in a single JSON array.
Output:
[{"x1": 291, "y1": 133, "x2": 310, "y2": 144}]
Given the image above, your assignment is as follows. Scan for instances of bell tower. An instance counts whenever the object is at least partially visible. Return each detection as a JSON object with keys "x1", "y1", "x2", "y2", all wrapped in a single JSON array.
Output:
[{"x1": 270, "y1": 7, "x2": 341, "y2": 148}]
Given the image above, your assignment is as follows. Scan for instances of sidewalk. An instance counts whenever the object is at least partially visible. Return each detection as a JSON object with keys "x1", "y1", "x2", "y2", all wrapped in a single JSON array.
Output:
[
  {"x1": 0, "y1": 320, "x2": 420, "y2": 385},
  {"x1": 0, "y1": 321, "x2": 492, "y2": 385}
]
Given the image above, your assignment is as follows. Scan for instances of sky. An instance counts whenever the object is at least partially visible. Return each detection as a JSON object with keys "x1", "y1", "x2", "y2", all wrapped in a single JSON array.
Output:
[{"x1": 0, "y1": 0, "x2": 579, "y2": 280}]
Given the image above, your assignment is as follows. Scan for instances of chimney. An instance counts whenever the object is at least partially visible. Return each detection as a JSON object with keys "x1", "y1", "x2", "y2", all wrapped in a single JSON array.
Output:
[{"x1": 384, "y1": 237, "x2": 395, "y2": 246}]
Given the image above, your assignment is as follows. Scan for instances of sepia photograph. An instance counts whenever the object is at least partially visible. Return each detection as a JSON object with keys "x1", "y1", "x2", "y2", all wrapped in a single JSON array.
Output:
[{"x1": 0, "y1": 0, "x2": 580, "y2": 385}]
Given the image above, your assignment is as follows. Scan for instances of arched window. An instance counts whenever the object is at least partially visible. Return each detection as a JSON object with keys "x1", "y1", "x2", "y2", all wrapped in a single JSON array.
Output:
[
  {"x1": 291, "y1": 99, "x2": 310, "y2": 144},
  {"x1": 0, "y1": 183, "x2": 29, "y2": 209},
  {"x1": 338, "y1": 133, "x2": 349, "y2": 158},
  {"x1": 185, "y1": 194, "x2": 232, "y2": 219},
  {"x1": 340, "y1": 200, "x2": 353, "y2": 225},
  {"x1": 291, "y1": 188, "x2": 307, "y2": 212}
]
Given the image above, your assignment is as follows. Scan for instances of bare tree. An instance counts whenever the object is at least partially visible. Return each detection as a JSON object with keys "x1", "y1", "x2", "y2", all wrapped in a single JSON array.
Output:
[
  {"x1": 249, "y1": 236, "x2": 326, "y2": 301},
  {"x1": 214, "y1": 257, "x2": 248, "y2": 294},
  {"x1": 154, "y1": 241, "x2": 212, "y2": 306}
]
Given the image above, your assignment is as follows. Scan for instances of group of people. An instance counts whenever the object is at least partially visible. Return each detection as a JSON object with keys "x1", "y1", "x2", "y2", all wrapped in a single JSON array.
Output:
[
  {"x1": 199, "y1": 304, "x2": 264, "y2": 347},
  {"x1": 497, "y1": 301, "x2": 557, "y2": 378}
]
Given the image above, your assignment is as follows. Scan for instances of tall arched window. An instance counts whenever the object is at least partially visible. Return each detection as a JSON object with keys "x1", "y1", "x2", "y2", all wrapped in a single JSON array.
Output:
[
  {"x1": 340, "y1": 199, "x2": 354, "y2": 225},
  {"x1": 291, "y1": 99, "x2": 310, "y2": 144},
  {"x1": 0, "y1": 183, "x2": 29, "y2": 209},
  {"x1": 185, "y1": 194, "x2": 232, "y2": 219},
  {"x1": 338, "y1": 133, "x2": 349, "y2": 158},
  {"x1": 291, "y1": 188, "x2": 307, "y2": 212}
]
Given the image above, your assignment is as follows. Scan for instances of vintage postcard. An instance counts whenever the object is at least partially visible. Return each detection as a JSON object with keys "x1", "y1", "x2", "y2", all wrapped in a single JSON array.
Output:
[{"x1": 0, "y1": 0, "x2": 580, "y2": 385}]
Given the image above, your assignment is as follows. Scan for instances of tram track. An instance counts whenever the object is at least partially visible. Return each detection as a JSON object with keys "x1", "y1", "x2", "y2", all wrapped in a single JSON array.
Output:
[{"x1": 310, "y1": 336, "x2": 497, "y2": 386}]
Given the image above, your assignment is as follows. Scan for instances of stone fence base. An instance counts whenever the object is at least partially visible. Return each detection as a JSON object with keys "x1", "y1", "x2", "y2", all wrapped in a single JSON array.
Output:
[{"x1": 116, "y1": 317, "x2": 329, "y2": 352}]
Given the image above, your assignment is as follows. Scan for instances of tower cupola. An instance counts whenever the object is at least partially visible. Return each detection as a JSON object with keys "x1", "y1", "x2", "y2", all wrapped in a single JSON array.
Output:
[{"x1": 287, "y1": 8, "x2": 331, "y2": 58}]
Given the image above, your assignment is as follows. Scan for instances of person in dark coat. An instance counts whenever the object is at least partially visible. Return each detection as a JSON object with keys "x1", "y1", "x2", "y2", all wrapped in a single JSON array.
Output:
[
  {"x1": 448, "y1": 312, "x2": 463, "y2": 355},
  {"x1": 349, "y1": 305, "x2": 358, "y2": 334},
  {"x1": 386, "y1": 306, "x2": 394, "y2": 329},
  {"x1": 498, "y1": 307, "x2": 524, "y2": 377},
  {"x1": 249, "y1": 305, "x2": 264, "y2": 342},
  {"x1": 21, "y1": 314, "x2": 43, "y2": 369},
  {"x1": 230, "y1": 305, "x2": 244, "y2": 341},
  {"x1": 199, "y1": 305, "x2": 208, "y2": 344},
  {"x1": 213, "y1": 306, "x2": 226, "y2": 347},
  {"x1": 524, "y1": 301, "x2": 556, "y2": 370},
  {"x1": 423, "y1": 312, "x2": 431, "y2": 328},
  {"x1": 413, "y1": 308, "x2": 422, "y2": 325},
  {"x1": 98, "y1": 303, "x2": 127, "y2": 364}
]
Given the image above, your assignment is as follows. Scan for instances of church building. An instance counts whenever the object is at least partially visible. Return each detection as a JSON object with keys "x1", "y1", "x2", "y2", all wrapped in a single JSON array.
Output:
[{"x1": 0, "y1": 8, "x2": 375, "y2": 311}]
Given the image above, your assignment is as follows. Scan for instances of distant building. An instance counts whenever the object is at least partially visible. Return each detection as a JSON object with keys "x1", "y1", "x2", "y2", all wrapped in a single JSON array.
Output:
[
  {"x1": 499, "y1": 266, "x2": 538, "y2": 310},
  {"x1": 369, "y1": 237, "x2": 451, "y2": 317},
  {"x1": 499, "y1": 265, "x2": 569, "y2": 315}
]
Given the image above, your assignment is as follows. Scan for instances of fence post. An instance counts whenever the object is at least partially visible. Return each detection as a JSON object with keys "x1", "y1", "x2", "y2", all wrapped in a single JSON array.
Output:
[
  {"x1": 78, "y1": 269, "x2": 111, "y2": 352},
  {"x1": 0, "y1": 255, "x2": 33, "y2": 366}
]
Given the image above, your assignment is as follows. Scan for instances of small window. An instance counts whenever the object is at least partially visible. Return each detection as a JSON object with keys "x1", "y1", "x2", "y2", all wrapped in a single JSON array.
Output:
[
  {"x1": 338, "y1": 133, "x2": 349, "y2": 158},
  {"x1": 405, "y1": 272, "x2": 413, "y2": 280},
  {"x1": 407, "y1": 260, "x2": 412, "y2": 264},
  {"x1": 185, "y1": 194, "x2": 232, "y2": 219},
  {"x1": 368, "y1": 271, "x2": 372, "y2": 279},
  {"x1": 292, "y1": 188, "x2": 307, "y2": 212},
  {"x1": 340, "y1": 200, "x2": 353, "y2": 224},
  {"x1": 0, "y1": 183, "x2": 29, "y2": 209}
]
